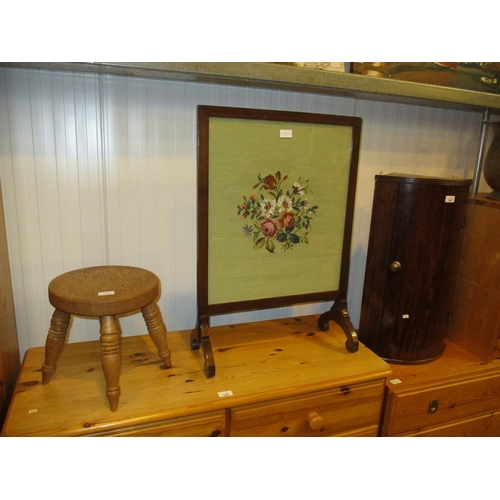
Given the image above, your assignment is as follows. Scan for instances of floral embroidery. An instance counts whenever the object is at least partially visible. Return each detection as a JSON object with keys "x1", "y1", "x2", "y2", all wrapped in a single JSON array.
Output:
[{"x1": 237, "y1": 171, "x2": 318, "y2": 253}]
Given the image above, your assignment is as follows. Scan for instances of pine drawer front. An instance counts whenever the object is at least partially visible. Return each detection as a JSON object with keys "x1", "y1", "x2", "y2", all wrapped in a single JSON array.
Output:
[
  {"x1": 385, "y1": 372, "x2": 500, "y2": 436},
  {"x1": 230, "y1": 381, "x2": 385, "y2": 437},
  {"x1": 92, "y1": 411, "x2": 227, "y2": 437},
  {"x1": 398, "y1": 409, "x2": 500, "y2": 437}
]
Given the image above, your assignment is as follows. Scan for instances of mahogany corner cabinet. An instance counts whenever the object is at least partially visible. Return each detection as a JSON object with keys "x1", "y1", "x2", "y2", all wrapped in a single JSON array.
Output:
[{"x1": 358, "y1": 174, "x2": 471, "y2": 364}]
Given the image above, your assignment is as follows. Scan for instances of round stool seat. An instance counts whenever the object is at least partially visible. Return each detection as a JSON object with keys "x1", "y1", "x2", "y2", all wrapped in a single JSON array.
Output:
[
  {"x1": 49, "y1": 265, "x2": 159, "y2": 317},
  {"x1": 42, "y1": 265, "x2": 171, "y2": 411}
]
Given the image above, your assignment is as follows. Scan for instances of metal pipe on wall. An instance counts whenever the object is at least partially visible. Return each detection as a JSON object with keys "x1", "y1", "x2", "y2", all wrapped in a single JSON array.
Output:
[{"x1": 472, "y1": 108, "x2": 491, "y2": 196}]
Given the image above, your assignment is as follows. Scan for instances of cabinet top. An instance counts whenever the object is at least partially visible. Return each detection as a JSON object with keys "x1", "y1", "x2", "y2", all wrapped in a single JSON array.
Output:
[
  {"x1": 469, "y1": 192, "x2": 500, "y2": 209},
  {"x1": 386, "y1": 341, "x2": 500, "y2": 395},
  {"x1": 2, "y1": 315, "x2": 391, "y2": 436},
  {"x1": 375, "y1": 173, "x2": 472, "y2": 186}
]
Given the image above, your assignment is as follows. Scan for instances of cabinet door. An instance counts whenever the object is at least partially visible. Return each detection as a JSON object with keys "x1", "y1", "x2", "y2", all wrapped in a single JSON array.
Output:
[{"x1": 380, "y1": 182, "x2": 469, "y2": 362}]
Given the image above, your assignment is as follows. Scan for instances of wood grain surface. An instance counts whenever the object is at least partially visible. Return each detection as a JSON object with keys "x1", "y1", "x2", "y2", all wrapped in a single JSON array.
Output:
[{"x1": 2, "y1": 315, "x2": 391, "y2": 436}]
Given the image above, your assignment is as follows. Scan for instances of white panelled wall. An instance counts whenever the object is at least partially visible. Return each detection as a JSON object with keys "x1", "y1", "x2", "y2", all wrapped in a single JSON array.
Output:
[{"x1": 0, "y1": 67, "x2": 485, "y2": 357}]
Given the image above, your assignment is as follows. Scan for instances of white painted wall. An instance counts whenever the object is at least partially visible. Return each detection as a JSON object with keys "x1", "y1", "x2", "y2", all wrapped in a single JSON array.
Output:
[{"x1": 0, "y1": 67, "x2": 485, "y2": 357}]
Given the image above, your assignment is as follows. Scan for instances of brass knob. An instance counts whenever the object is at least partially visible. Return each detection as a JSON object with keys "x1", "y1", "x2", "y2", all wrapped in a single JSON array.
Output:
[
  {"x1": 307, "y1": 411, "x2": 324, "y2": 431},
  {"x1": 389, "y1": 261, "x2": 402, "y2": 273}
]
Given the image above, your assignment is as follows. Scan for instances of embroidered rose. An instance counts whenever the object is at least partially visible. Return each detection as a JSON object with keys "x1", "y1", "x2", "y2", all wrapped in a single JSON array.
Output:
[
  {"x1": 260, "y1": 217, "x2": 279, "y2": 238},
  {"x1": 279, "y1": 211, "x2": 296, "y2": 229}
]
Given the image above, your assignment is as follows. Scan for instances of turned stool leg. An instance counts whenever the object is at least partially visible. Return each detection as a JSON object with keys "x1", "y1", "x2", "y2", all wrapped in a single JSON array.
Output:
[
  {"x1": 99, "y1": 315, "x2": 122, "y2": 412},
  {"x1": 142, "y1": 302, "x2": 172, "y2": 368},
  {"x1": 41, "y1": 309, "x2": 71, "y2": 384}
]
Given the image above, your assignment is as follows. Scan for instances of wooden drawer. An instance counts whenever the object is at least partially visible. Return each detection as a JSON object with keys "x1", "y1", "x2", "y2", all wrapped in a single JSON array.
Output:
[
  {"x1": 230, "y1": 380, "x2": 385, "y2": 437},
  {"x1": 383, "y1": 371, "x2": 500, "y2": 436},
  {"x1": 398, "y1": 409, "x2": 500, "y2": 437},
  {"x1": 92, "y1": 411, "x2": 226, "y2": 437}
]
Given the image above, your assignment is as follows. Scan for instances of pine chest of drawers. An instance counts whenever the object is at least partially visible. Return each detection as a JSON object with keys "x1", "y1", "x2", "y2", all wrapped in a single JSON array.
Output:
[
  {"x1": 2, "y1": 315, "x2": 391, "y2": 437},
  {"x1": 381, "y1": 342, "x2": 500, "y2": 436}
]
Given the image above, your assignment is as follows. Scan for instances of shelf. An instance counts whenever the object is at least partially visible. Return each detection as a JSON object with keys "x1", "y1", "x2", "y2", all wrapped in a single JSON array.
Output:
[{"x1": 2, "y1": 62, "x2": 500, "y2": 113}]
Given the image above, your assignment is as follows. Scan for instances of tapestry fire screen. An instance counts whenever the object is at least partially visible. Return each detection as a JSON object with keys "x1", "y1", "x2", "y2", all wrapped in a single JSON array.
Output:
[{"x1": 191, "y1": 105, "x2": 362, "y2": 377}]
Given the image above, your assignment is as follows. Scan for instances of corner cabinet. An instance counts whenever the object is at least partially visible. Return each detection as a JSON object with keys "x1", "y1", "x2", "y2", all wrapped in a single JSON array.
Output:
[
  {"x1": 1, "y1": 315, "x2": 391, "y2": 437},
  {"x1": 358, "y1": 174, "x2": 471, "y2": 363}
]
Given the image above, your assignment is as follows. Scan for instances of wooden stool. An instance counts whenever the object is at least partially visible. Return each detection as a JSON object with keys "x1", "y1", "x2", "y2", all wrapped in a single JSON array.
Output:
[{"x1": 41, "y1": 265, "x2": 172, "y2": 411}]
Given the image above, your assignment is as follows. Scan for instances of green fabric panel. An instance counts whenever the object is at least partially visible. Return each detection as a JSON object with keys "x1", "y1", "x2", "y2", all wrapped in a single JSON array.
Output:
[{"x1": 207, "y1": 117, "x2": 353, "y2": 305}]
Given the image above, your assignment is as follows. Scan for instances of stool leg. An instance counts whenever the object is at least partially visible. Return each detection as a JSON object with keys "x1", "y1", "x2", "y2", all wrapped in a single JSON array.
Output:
[
  {"x1": 99, "y1": 315, "x2": 121, "y2": 412},
  {"x1": 41, "y1": 309, "x2": 71, "y2": 384},
  {"x1": 142, "y1": 302, "x2": 172, "y2": 368}
]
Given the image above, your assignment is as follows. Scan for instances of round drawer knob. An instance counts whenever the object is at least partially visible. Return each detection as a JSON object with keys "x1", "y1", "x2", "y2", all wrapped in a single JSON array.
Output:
[{"x1": 307, "y1": 411, "x2": 324, "y2": 431}]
